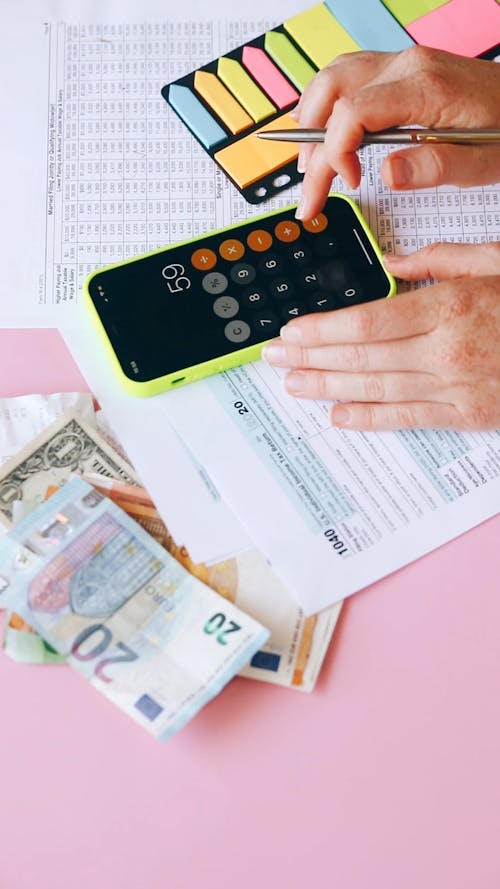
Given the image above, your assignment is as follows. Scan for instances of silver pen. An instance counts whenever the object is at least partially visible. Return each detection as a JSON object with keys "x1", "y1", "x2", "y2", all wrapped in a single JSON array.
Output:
[{"x1": 256, "y1": 127, "x2": 500, "y2": 145}]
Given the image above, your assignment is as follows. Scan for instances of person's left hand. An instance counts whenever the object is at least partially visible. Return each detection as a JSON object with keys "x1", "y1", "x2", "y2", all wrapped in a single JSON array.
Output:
[{"x1": 262, "y1": 242, "x2": 500, "y2": 430}]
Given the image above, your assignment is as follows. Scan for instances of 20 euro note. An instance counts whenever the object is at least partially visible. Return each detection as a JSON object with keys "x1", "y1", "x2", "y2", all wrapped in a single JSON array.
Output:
[
  {"x1": 0, "y1": 477, "x2": 269, "y2": 741},
  {"x1": 35, "y1": 475, "x2": 340, "y2": 690},
  {"x1": 87, "y1": 477, "x2": 342, "y2": 691}
]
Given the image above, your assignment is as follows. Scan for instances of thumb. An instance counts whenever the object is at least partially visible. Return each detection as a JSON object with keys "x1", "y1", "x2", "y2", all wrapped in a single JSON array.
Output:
[
  {"x1": 381, "y1": 144, "x2": 500, "y2": 190},
  {"x1": 384, "y1": 242, "x2": 500, "y2": 281}
]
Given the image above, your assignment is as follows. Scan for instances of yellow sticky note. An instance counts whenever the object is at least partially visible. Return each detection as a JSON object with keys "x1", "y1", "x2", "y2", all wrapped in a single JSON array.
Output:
[{"x1": 284, "y1": 3, "x2": 359, "y2": 69}]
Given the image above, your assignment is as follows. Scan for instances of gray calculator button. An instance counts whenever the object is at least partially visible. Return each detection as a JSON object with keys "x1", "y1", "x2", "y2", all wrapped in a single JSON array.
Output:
[
  {"x1": 213, "y1": 295, "x2": 239, "y2": 318},
  {"x1": 202, "y1": 272, "x2": 228, "y2": 294},
  {"x1": 224, "y1": 320, "x2": 251, "y2": 343},
  {"x1": 230, "y1": 263, "x2": 256, "y2": 285}
]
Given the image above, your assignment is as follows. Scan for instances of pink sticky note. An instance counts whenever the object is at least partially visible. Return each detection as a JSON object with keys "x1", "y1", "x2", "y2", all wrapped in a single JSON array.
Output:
[
  {"x1": 242, "y1": 45, "x2": 299, "y2": 109},
  {"x1": 407, "y1": 0, "x2": 500, "y2": 57}
]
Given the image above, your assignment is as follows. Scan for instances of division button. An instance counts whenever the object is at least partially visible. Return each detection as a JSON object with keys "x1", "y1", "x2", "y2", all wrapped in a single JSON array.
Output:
[
  {"x1": 191, "y1": 247, "x2": 217, "y2": 270},
  {"x1": 213, "y1": 295, "x2": 239, "y2": 318},
  {"x1": 202, "y1": 271, "x2": 228, "y2": 294},
  {"x1": 274, "y1": 220, "x2": 301, "y2": 242},
  {"x1": 219, "y1": 238, "x2": 245, "y2": 261},
  {"x1": 224, "y1": 319, "x2": 251, "y2": 343},
  {"x1": 247, "y1": 229, "x2": 273, "y2": 252},
  {"x1": 302, "y1": 213, "x2": 328, "y2": 233}
]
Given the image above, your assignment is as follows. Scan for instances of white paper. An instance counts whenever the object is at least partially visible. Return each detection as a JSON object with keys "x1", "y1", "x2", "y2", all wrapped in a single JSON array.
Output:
[
  {"x1": 62, "y1": 319, "x2": 251, "y2": 562},
  {"x1": 163, "y1": 364, "x2": 500, "y2": 614},
  {"x1": 0, "y1": 392, "x2": 95, "y2": 465},
  {"x1": 0, "y1": 0, "x2": 305, "y2": 327}
]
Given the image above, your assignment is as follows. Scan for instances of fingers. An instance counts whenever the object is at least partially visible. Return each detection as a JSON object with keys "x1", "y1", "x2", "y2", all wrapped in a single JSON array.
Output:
[
  {"x1": 382, "y1": 144, "x2": 500, "y2": 191},
  {"x1": 283, "y1": 369, "x2": 440, "y2": 403},
  {"x1": 263, "y1": 337, "x2": 432, "y2": 373},
  {"x1": 275, "y1": 290, "x2": 438, "y2": 348},
  {"x1": 295, "y1": 51, "x2": 391, "y2": 176},
  {"x1": 329, "y1": 400, "x2": 463, "y2": 431},
  {"x1": 385, "y1": 242, "x2": 500, "y2": 281}
]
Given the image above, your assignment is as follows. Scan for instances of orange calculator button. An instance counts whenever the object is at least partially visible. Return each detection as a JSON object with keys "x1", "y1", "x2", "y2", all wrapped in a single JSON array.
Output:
[
  {"x1": 275, "y1": 220, "x2": 301, "y2": 242},
  {"x1": 302, "y1": 213, "x2": 328, "y2": 233},
  {"x1": 247, "y1": 229, "x2": 273, "y2": 252},
  {"x1": 191, "y1": 247, "x2": 217, "y2": 270},
  {"x1": 219, "y1": 238, "x2": 245, "y2": 261}
]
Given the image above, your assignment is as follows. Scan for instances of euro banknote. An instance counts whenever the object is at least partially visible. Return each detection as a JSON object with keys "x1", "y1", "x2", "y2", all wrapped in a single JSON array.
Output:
[
  {"x1": 3, "y1": 474, "x2": 341, "y2": 689},
  {"x1": 0, "y1": 477, "x2": 268, "y2": 741},
  {"x1": 70, "y1": 475, "x2": 342, "y2": 690}
]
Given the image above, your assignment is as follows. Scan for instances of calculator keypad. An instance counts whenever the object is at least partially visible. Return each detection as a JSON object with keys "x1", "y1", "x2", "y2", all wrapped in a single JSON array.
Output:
[{"x1": 189, "y1": 206, "x2": 370, "y2": 347}]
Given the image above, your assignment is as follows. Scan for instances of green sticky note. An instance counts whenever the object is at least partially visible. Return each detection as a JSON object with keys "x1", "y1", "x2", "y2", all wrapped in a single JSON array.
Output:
[
  {"x1": 382, "y1": 0, "x2": 451, "y2": 26},
  {"x1": 264, "y1": 30, "x2": 317, "y2": 92}
]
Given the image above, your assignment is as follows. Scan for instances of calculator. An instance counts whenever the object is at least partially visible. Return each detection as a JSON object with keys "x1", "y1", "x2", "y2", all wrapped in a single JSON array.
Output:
[{"x1": 84, "y1": 194, "x2": 396, "y2": 397}]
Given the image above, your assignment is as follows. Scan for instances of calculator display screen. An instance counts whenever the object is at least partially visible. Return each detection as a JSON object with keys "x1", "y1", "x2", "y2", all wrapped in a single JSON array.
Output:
[{"x1": 87, "y1": 195, "x2": 393, "y2": 382}]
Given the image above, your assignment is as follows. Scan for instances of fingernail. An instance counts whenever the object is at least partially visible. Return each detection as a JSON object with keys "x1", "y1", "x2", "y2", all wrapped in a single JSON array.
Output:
[
  {"x1": 280, "y1": 324, "x2": 302, "y2": 344},
  {"x1": 297, "y1": 149, "x2": 307, "y2": 174},
  {"x1": 289, "y1": 107, "x2": 299, "y2": 121},
  {"x1": 262, "y1": 343, "x2": 287, "y2": 364},
  {"x1": 383, "y1": 253, "x2": 404, "y2": 269},
  {"x1": 285, "y1": 372, "x2": 306, "y2": 395},
  {"x1": 295, "y1": 196, "x2": 310, "y2": 220},
  {"x1": 384, "y1": 156, "x2": 412, "y2": 188},
  {"x1": 331, "y1": 405, "x2": 351, "y2": 426}
]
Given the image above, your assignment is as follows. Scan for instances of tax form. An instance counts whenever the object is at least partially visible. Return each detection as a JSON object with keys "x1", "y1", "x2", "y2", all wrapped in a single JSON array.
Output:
[{"x1": 162, "y1": 364, "x2": 500, "y2": 614}]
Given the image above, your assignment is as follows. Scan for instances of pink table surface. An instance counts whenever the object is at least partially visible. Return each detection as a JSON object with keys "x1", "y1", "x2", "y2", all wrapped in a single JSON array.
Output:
[{"x1": 0, "y1": 328, "x2": 499, "y2": 889}]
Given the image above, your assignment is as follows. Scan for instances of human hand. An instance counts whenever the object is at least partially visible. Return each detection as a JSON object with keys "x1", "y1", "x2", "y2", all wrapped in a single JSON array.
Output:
[
  {"x1": 294, "y1": 47, "x2": 500, "y2": 219},
  {"x1": 262, "y1": 242, "x2": 500, "y2": 431}
]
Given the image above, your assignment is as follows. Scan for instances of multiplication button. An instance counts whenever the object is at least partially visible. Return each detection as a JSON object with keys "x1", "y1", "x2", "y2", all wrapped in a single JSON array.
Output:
[
  {"x1": 224, "y1": 320, "x2": 251, "y2": 343},
  {"x1": 213, "y1": 296, "x2": 239, "y2": 318},
  {"x1": 202, "y1": 272, "x2": 228, "y2": 294}
]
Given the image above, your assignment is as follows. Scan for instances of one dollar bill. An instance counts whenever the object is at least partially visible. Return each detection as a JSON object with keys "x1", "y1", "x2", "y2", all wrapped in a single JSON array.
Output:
[
  {"x1": 0, "y1": 477, "x2": 268, "y2": 741},
  {"x1": 0, "y1": 410, "x2": 138, "y2": 527}
]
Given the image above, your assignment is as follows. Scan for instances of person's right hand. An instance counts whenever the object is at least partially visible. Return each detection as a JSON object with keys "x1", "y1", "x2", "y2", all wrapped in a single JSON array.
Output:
[{"x1": 294, "y1": 47, "x2": 500, "y2": 220}]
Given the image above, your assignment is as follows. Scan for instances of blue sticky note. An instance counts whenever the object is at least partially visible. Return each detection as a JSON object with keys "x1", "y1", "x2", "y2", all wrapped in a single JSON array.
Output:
[
  {"x1": 168, "y1": 83, "x2": 227, "y2": 150},
  {"x1": 324, "y1": 0, "x2": 415, "y2": 51}
]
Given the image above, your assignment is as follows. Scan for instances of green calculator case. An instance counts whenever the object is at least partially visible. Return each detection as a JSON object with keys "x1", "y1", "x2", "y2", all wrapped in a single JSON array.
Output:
[{"x1": 84, "y1": 194, "x2": 396, "y2": 397}]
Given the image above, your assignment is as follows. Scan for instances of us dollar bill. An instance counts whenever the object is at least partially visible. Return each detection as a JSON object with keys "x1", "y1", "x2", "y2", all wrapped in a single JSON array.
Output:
[
  {"x1": 0, "y1": 411, "x2": 138, "y2": 527},
  {"x1": 0, "y1": 477, "x2": 268, "y2": 741}
]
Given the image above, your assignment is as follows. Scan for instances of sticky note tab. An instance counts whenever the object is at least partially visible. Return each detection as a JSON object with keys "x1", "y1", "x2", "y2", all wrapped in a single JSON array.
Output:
[
  {"x1": 242, "y1": 46, "x2": 300, "y2": 109},
  {"x1": 284, "y1": 3, "x2": 359, "y2": 70},
  {"x1": 214, "y1": 113, "x2": 299, "y2": 189},
  {"x1": 382, "y1": 0, "x2": 451, "y2": 27},
  {"x1": 194, "y1": 70, "x2": 253, "y2": 135},
  {"x1": 406, "y1": 0, "x2": 500, "y2": 56},
  {"x1": 168, "y1": 84, "x2": 226, "y2": 150},
  {"x1": 325, "y1": 0, "x2": 415, "y2": 50},
  {"x1": 264, "y1": 31, "x2": 317, "y2": 91},
  {"x1": 217, "y1": 56, "x2": 276, "y2": 122}
]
